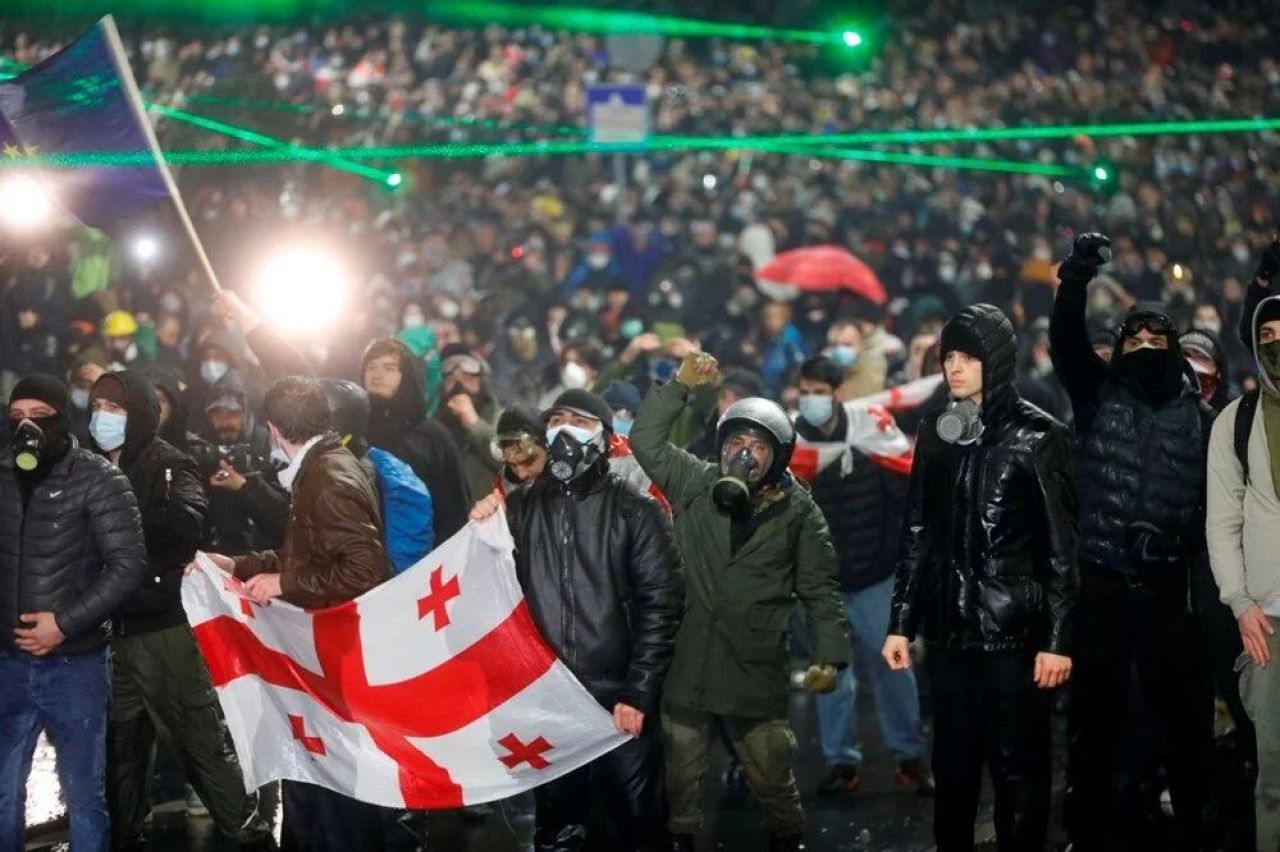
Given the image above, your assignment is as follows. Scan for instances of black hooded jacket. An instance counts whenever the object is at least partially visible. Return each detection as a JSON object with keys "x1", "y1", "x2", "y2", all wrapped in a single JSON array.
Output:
[
  {"x1": 1050, "y1": 271, "x2": 1213, "y2": 575},
  {"x1": 363, "y1": 339, "x2": 471, "y2": 541},
  {"x1": 889, "y1": 304, "x2": 1079, "y2": 653},
  {"x1": 506, "y1": 459, "x2": 684, "y2": 714},
  {"x1": 94, "y1": 371, "x2": 209, "y2": 636}
]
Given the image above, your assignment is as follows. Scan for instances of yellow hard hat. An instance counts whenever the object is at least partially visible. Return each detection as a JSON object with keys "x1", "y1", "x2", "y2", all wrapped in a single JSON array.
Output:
[{"x1": 102, "y1": 310, "x2": 139, "y2": 339}]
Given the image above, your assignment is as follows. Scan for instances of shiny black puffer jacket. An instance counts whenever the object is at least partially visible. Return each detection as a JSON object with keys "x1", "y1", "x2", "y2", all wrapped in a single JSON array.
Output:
[
  {"x1": 506, "y1": 461, "x2": 684, "y2": 715},
  {"x1": 889, "y1": 305, "x2": 1079, "y2": 653},
  {"x1": 0, "y1": 443, "x2": 148, "y2": 655}
]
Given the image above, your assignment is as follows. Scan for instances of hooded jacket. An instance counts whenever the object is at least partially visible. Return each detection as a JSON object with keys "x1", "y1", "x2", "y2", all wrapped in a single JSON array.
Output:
[
  {"x1": 1207, "y1": 293, "x2": 1280, "y2": 619},
  {"x1": 94, "y1": 371, "x2": 209, "y2": 636},
  {"x1": 363, "y1": 339, "x2": 471, "y2": 542},
  {"x1": 890, "y1": 304, "x2": 1079, "y2": 653},
  {"x1": 1051, "y1": 271, "x2": 1212, "y2": 576}
]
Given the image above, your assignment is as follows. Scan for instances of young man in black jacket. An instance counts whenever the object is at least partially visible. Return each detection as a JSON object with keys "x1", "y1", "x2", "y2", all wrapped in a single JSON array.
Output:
[
  {"x1": 885, "y1": 304, "x2": 1078, "y2": 851},
  {"x1": 471, "y1": 388, "x2": 683, "y2": 852},
  {"x1": 0, "y1": 374, "x2": 148, "y2": 852},
  {"x1": 795, "y1": 356, "x2": 931, "y2": 798},
  {"x1": 87, "y1": 371, "x2": 268, "y2": 849},
  {"x1": 1050, "y1": 233, "x2": 1214, "y2": 850}
]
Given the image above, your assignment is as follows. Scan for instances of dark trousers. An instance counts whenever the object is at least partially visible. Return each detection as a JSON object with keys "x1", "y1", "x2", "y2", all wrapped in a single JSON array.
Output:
[
  {"x1": 107, "y1": 625, "x2": 266, "y2": 849},
  {"x1": 928, "y1": 648, "x2": 1051, "y2": 852},
  {"x1": 1066, "y1": 573, "x2": 1213, "y2": 851},
  {"x1": 0, "y1": 648, "x2": 110, "y2": 852},
  {"x1": 534, "y1": 727, "x2": 667, "y2": 851},
  {"x1": 281, "y1": 781, "x2": 419, "y2": 852}
]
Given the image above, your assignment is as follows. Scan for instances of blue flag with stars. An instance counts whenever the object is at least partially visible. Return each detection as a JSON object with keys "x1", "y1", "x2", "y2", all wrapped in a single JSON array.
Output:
[{"x1": 0, "y1": 17, "x2": 171, "y2": 229}]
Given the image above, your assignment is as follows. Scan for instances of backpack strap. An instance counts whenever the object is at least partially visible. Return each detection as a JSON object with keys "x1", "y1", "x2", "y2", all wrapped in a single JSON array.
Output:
[{"x1": 1235, "y1": 388, "x2": 1261, "y2": 484}]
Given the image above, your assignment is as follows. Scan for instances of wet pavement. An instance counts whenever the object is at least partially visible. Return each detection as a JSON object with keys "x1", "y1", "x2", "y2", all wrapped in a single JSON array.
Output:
[{"x1": 25, "y1": 685, "x2": 1065, "y2": 851}]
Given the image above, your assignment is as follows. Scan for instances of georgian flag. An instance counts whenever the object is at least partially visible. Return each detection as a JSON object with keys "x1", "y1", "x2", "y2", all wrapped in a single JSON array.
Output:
[
  {"x1": 792, "y1": 402, "x2": 916, "y2": 481},
  {"x1": 181, "y1": 514, "x2": 628, "y2": 809}
]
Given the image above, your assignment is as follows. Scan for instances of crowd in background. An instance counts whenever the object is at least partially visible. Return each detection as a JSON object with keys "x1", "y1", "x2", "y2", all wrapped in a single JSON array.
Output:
[{"x1": 2, "y1": 0, "x2": 1280, "y2": 848}]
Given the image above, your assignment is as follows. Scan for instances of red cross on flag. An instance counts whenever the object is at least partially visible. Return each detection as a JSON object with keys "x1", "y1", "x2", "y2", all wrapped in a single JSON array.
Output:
[
  {"x1": 792, "y1": 399, "x2": 917, "y2": 482},
  {"x1": 181, "y1": 514, "x2": 629, "y2": 809}
]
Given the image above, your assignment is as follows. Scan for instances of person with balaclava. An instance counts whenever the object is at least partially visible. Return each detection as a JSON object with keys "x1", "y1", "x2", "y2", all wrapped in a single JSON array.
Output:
[
  {"x1": 87, "y1": 371, "x2": 269, "y2": 849},
  {"x1": 362, "y1": 337, "x2": 470, "y2": 542},
  {"x1": 435, "y1": 344, "x2": 504, "y2": 501},
  {"x1": 630, "y1": 352, "x2": 848, "y2": 852},
  {"x1": 1209, "y1": 236, "x2": 1280, "y2": 848},
  {"x1": 0, "y1": 374, "x2": 147, "y2": 852},
  {"x1": 1050, "y1": 232, "x2": 1215, "y2": 850},
  {"x1": 470, "y1": 388, "x2": 682, "y2": 851},
  {"x1": 885, "y1": 304, "x2": 1077, "y2": 850}
]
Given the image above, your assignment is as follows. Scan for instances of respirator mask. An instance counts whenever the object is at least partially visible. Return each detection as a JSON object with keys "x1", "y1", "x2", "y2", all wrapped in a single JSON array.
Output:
[
  {"x1": 712, "y1": 428, "x2": 773, "y2": 512},
  {"x1": 546, "y1": 423, "x2": 606, "y2": 483},
  {"x1": 11, "y1": 418, "x2": 47, "y2": 472},
  {"x1": 936, "y1": 399, "x2": 984, "y2": 446}
]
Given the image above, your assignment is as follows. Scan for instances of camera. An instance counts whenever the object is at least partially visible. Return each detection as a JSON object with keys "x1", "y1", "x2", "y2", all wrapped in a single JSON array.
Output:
[{"x1": 190, "y1": 441, "x2": 266, "y2": 481}]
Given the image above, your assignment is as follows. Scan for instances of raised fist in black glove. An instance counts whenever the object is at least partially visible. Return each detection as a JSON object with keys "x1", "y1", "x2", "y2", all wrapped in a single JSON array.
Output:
[
  {"x1": 1125, "y1": 521, "x2": 1181, "y2": 569},
  {"x1": 1254, "y1": 234, "x2": 1280, "y2": 286},
  {"x1": 1058, "y1": 232, "x2": 1113, "y2": 282}
]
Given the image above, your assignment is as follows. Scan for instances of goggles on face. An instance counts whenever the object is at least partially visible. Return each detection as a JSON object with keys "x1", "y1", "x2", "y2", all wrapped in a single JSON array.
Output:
[
  {"x1": 441, "y1": 354, "x2": 484, "y2": 377},
  {"x1": 490, "y1": 433, "x2": 542, "y2": 464},
  {"x1": 1118, "y1": 314, "x2": 1177, "y2": 341}
]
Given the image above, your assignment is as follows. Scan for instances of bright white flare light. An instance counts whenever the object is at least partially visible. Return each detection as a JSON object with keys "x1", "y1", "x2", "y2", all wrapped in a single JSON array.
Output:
[
  {"x1": 255, "y1": 250, "x2": 348, "y2": 332},
  {"x1": 132, "y1": 234, "x2": 161, "y2": 263},
  {"x1": 0, "y1": 175, "x2": 54, "y2": 231}
]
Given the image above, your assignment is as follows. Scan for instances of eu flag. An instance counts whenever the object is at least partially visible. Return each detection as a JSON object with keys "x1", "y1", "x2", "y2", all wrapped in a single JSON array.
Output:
[{"x1": 0, "y1": 17, "x2": 171, "y2": 229}]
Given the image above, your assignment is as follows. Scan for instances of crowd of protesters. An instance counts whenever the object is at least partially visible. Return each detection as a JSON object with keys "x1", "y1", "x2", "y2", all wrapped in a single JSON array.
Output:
[{"x1": 3, "y1": 0, "x2": 1280, "y2": 849}]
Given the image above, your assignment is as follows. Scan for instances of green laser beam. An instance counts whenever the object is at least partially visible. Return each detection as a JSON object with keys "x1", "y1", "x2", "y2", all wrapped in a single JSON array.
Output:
[
  {"x1": 430, "y1": 1, "x2": 861, "y2": 46},
  {"x1": 0, "y1": 58, "x2": 395, "y2": 184},
  {"x1": 175, "y1": 93, "x2": 586, "y2": 137},
  {"x1": 148, "y1": 102, "x2": 395, "y2": 182},
  {"x1": 799, "y1": 147, "x2": 1078, "y2": 177}
]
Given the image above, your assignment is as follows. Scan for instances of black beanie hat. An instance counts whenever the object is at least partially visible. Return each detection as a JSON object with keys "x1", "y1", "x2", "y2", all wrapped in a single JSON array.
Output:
[
  {"x1": 10, "y1": 374, "x2": 71, "y2": 415},
  {"x1": 541, "y1": 389, "x2": 615, "y2": 433}
]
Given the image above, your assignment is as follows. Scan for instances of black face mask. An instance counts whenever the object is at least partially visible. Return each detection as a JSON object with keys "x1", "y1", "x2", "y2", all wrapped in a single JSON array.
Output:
[
  {"x1": 9, "y1": 415, "x2": 66, "y2": 475},
  {"x1": 1116, "y1": 346, "x2": 1181, "y2": 402}
]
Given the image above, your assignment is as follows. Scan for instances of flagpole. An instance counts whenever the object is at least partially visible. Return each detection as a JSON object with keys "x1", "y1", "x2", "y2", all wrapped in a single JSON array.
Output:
[{"x1": 98, "y1": 15, "x2": 222, "y2": 292}]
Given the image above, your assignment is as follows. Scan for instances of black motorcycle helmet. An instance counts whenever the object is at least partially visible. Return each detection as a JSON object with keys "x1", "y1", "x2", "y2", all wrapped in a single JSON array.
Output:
[{"x1": 318, "y1": 378, "x2": 370, "y2": 444}]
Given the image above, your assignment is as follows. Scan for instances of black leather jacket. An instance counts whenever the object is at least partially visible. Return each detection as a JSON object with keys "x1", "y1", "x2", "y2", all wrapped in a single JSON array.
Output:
[
  {"x1": 0, "y1": 442, "x2": 148, "y2": 655},
  {"x1": 506, "y1": 461, "x2": 684, "y2": 714},
  {"x1": 890, "y1": 305, "x2": 1079, "y2": 654}
]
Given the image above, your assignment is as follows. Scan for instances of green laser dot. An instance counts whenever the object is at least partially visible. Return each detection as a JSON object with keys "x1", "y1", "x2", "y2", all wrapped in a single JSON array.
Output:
[
  {"x1": 386, "y1": 173, "x2": 403, "y2": 187},
  {"x1": 1094, "y1": 166, "x2": 1110, "y2": 180},
  {"x1": 842, "y1": 31, "x2": 863, "y2": 48}
]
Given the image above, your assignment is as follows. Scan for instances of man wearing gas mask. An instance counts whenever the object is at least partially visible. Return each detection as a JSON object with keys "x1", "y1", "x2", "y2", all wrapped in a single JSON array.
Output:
[
  {"x1": 884, "y1": 304, "x2": 1077, "y2": 851},
  {"x1": 470, "y1": 388, "x2": 682, "y2": 852},
  {"x1": 0, "y1": 374, "x2": 148, "y2": 852},
  {"x1": 1050, "y1": 232, "x2": 1215, "y2": 850},
  {"x1": 629, "y1": 353, "x2": 848, "y2": 852}
]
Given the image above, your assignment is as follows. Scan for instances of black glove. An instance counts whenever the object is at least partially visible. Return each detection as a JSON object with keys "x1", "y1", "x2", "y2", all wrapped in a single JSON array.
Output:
[
  {"x1": 1058, "y1": 232, "x2": 1113, "y2": 282},
  {"x1": 1254, "y1": 234, "x2": 1280, "y2": 285},
  {"x1": 1125, "y1": 522, "x2": 1181, "y2": 568}
]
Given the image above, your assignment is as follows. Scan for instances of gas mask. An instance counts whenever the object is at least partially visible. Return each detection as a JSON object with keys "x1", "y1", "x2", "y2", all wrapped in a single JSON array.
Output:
[
  {"x1": 936, "y1": 399, "x2": 984, "y2": 445},
  {"x1": 712, "y1": 431, "x2": 772, "y2": 512},
  {"x1": 546, "y1": 423, "x2": 606, "y2": 484},
  {"x1": 11, "y1": 418, "x2": 47, "y2": 472}
]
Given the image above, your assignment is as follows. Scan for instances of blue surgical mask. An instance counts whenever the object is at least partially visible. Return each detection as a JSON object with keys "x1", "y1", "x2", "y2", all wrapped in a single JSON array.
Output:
[
  {"x1": 827, "y1": 345, "x2": 858, "y2": 368},
  {"x1": 90, "y1": 411, "x2": 128, "y2": 452},
  {"x1": 798, "y1": 395, "x2": 835, "y2": 427},
  {"x1": 612, "y1": 416, "x2": 633, "y2": 437}
]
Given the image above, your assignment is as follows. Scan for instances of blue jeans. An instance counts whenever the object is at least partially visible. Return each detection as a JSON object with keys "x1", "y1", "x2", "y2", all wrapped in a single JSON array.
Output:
[
  {"x1": 0, "y1": 647, "x2": 111, "y2": 852},
  {"x1": 814, "y1": 577, "x2": 927, "y2": 766}
]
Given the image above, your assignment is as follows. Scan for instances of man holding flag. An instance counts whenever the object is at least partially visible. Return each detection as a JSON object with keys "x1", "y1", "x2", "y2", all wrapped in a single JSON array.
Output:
[
  {"x1": 198, "y1": 376, "x2": 394, "y2": 850},
  {"x1": 793, "y1": 356, "x2": 932, "y2": 799}
]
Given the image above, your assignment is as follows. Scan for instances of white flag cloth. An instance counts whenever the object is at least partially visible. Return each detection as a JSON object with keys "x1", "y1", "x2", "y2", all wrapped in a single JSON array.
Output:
[{"x1": 181, "y1": 514, "x2": 628, "y2": 809}]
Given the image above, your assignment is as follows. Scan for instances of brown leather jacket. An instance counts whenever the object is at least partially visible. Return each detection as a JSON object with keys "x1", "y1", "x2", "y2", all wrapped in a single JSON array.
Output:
[{"x1": 234, "y1": 434, "x2": 390, "y2": 608}]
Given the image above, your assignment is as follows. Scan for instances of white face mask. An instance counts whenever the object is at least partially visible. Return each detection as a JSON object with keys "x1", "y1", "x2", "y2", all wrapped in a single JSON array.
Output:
[
  {"x1": 546, "y1": 423, "x2": 601, "y2": 446},
  {"x1": 201, "y1": 360, "x2": 230, "y2": 386},
  {"x1": 70, "y1": 387, "x2": 91, "y2": 411},
  {"x1": 560, "y1": 361, "x2": 590, "y2": 390},
  {"x1": 587, "y1": 253, "x2": 610, "y2": 270}
]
